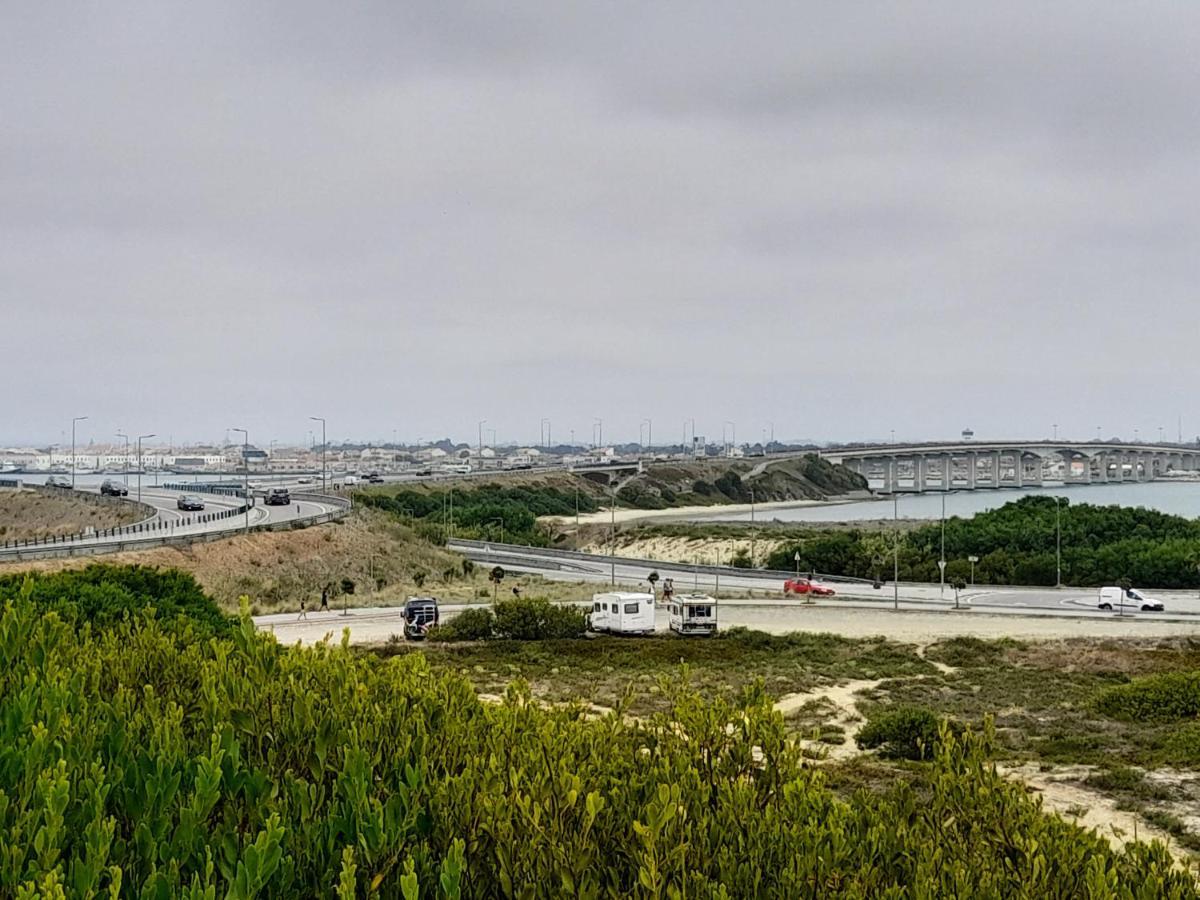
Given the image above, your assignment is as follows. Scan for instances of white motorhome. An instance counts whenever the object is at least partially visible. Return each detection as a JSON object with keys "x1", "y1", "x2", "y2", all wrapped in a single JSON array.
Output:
[
  {"x1": 669, "y1": 594, "x2": 718, "y2": 636},
  {"x1": 1098, "y1": 586, "x2": 1164, "y2": 612},
  {"x1": 589, "y1": 591, "x2": 655, "y2": 635}
]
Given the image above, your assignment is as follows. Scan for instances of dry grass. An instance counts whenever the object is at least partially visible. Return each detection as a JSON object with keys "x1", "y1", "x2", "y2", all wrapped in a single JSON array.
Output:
[
  {"x1": 0, "y1": 507, "x2": 601, "y2": 614},
  {"x1": 0, "y1": 487, "x2": 141, "y2": 541}
]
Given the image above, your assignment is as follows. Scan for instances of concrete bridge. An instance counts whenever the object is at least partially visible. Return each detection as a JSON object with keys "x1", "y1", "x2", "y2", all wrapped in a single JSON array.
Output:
[{"x1": 821, "y1": 441, "x2": 1200, "y2": 493}]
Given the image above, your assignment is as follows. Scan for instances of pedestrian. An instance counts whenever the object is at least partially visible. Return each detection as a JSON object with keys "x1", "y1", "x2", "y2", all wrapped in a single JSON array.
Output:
[
  {"x1": 512, "y1": 585, "x2": 521, "y2": 598},
  {"x1": 320, "y1": 584, "x2": 330, "y2": 611},
  {"x1": 297, "y1": 597, "x2": 308, "y2": 621}
]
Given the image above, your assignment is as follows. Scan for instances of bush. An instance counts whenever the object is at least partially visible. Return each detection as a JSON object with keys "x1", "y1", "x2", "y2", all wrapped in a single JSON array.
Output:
[
  {"x1": 1094, "y1": 671, "x2": 1200, "y2": 721},
  {"x1": 857, "y1": 706, "x2": 948, "y2": 760},
  {"x1": 0, "y1": 564, "x2": 230, "y2": 635},
  {"x1": 493, "y1": 596, "x2": 587, "y2": 640},
  {"x1": 0, "y1": 601, "x2": 1191, "y2": 897},
  {"x1": 429, "y1": 606, "x2": 496, "y2": 641}
]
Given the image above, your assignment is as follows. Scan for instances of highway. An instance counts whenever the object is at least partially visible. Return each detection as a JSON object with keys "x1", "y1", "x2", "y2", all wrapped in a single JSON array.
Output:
[
  {"x1": 0, "y1": 482, "x2": 349, "y2": 560},
  {"x1": 447, "y1": 539, "x2": 1200, "y2": 622}
]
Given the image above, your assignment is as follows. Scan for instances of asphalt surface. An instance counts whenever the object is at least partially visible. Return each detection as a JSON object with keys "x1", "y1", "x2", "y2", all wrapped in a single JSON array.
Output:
[{"x1": 449, "y1": 541, "x2": 1200, "y2": 622}]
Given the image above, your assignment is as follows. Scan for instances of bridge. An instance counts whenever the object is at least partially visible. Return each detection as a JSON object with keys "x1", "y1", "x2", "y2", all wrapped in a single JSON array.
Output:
[{"x1": 821, "y1": 441, "x2": 1200, "y2": 493}]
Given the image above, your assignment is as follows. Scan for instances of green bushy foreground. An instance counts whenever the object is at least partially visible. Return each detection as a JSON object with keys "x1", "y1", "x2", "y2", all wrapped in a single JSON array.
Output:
[
  {"x1": 1, "y1": 602, "x2": 1195, "y2": 898},
  {"x1": 430, "y1": 597, "x2": 587, "y2": 642}
]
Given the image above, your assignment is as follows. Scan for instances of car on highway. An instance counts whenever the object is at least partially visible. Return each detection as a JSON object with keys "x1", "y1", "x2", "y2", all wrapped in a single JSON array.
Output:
[
  {"x1": 403, "y1": 596, "x2": 440, "y2": 640},
  {"x1": 1098, "y1": 585, "x2": 1164, "y2": 612},
  {"x1": 45, "y1": 475, "x2": 72, "y2": 489},
  {"x1": 342, "y1": 475, "x2": 359, "y2": 486},
  {"x1": 297, "y1": 477, "x2": 315, "y2": 484},
  {"x1": 99, "y1": 479, "x2": 128, "y2": 497},
  {"x1": 264, "y1": 487, "x2": 291, "y2": 506},
  {"x1": 413, "y1": 467, "x2": 433, "y2": 477},
  {"x1": 783, "y1": 578, "x2": 836, "y2": 597},
  {"x1": 177, "y1": 494, "x2": 205, "y2": 511},
  {"x1": 365, "y1": 473, "x2": 385, "y2": 483}
]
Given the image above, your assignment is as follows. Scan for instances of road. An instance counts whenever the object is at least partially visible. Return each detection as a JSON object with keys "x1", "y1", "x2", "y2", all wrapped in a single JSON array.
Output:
[
  {"x1": 447, "y1": 540, "x2": 1200, "y2": 622},
  {"x1": 0, "y1": 483, "x2": 349, "y2": 560}
]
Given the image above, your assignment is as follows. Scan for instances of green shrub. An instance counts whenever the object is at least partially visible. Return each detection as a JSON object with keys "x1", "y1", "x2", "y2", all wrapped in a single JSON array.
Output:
[
  {"x1": 493, "y1": 596, "x2": 587, "y2": 640},
  {"x1": 1161, "y1": 723, "x2": 1200, "y2": 767},
  {"x1": 1094, "y1": 671, "x2": 1200, "y2": 721},
  {"x1": 0, "y1": 601, "x2": 1192, "y2": 896},
  {"x1": 857, "y1": 706, "x2": 946, "y2": 760},
  {"x1": 429, "y1": 606, "x2": 496, "y2": 642},
  {"x1": 0, "y1": 564, "x2": 230, "y2": 635}
]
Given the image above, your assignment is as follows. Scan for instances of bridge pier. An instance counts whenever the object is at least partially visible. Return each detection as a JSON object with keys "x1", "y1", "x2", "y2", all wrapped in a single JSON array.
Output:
[{"x1": 966, "y1": 453, "x2": 977, "y2": 489}]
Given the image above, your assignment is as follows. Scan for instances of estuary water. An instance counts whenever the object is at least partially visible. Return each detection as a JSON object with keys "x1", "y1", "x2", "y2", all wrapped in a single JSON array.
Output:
[{"x1": 705, "y1": 481, "x2": 1200, "y2": 524}]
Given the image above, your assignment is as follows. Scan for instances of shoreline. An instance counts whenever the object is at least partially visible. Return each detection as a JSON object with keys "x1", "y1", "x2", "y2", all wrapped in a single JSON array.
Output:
[{"x1": 546, "y1": 494, "x2": 861, "y2": 527}]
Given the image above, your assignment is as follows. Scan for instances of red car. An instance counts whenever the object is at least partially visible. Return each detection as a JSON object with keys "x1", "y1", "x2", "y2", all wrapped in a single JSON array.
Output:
[{"x1": 784, "y1": 578, "x2": 835, "y2": 597}]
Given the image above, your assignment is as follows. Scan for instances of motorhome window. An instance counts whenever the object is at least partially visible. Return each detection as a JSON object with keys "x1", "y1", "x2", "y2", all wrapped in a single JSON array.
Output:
[
  {"x1": 593, "y1": 602, "x2": 600, "y2": 611},
  {"x1": 671, "y1": 605, "x2": 678, "y2": 615},
  {"x1": 623, "y1": 602, "x2": 639, "y2": 614}
]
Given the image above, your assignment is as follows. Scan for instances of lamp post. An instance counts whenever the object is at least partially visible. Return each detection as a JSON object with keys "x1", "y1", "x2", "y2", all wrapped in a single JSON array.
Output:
[
  {"x1": 116, "y1": 431, "x2": 129, "y2": 487},
  {"x1": 136, "y1": 433, "x2": 155, "y2": 505},
  {"x1": 609, "y1": 483, "x2": 617, "y2": 585},
  {"x1": 231, "y1": 428, "x2": 250, "y2": 533},
  {"x1": 594, "y1": 417, "x2": 603, "y2": 450},
  {"x1": 939, "y1": 492, "x2": 947, "y2": 600},
  {"x1": 541, "y1": 418, "x2": 551, "y2": 449},
  {"x1": 641, "y1": 418, "x2": 652, "y2": 455},
  {"x1": 1053, "y1": 423, "x2": 1058, "y2": 441},
  {"x1": 71, "y1": 415, "x2": 88, "y2": 489},
  {"x1": 1055, "y1": 496, "x2": 1062, "y2": 587},
  {"x1": 968, "y1": 555, "x2": 979, "y2": 586},
  {"x1": 309, "y1": 417, "x2": 326, "y2": 493},
  {"x1": 478, "y1": 419, "x2": 487, "y2": 459},
  {"x1": 893, "y1": 491, "x2": 900, "y2": 611}
]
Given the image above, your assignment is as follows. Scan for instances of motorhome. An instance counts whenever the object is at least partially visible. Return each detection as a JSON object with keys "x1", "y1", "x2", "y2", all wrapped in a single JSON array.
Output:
[
  {"x1": 588, "y1": 591, "x2": 655, "y2": 635},
  {"x1": 403, "y1": 596, "x2": 440, "y2": 640},
  {"x1": 442, "y1": 463, "x2": 472, "y2": 475},
  {"x1": 668, "y1": 593, "x2": 718, "y2": 636},
  {"x1": 1098, "y1": 586, "x2": 1164, "y2": 612}
]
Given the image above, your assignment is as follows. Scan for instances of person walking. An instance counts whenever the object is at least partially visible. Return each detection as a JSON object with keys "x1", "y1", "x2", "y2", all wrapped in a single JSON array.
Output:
[
  {"x1": 297, "y1": 597, "x2": 308, "y2": 621},
  {"x1": 511, "y1": 585, "x2": 521, "y2": 598},
  {"x1": 320, "y1": 584, "x2": 330, "y2": 612}
]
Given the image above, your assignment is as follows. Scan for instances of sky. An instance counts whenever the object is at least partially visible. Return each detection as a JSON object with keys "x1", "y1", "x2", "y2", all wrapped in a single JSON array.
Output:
[{"x1": 4, "y1": 2, "x2": 1200, "y2": 449}]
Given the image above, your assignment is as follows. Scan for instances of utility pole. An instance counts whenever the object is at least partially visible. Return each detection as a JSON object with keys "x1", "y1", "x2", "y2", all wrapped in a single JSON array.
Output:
[
  {"x1": 609, "y1": 482, "x2": 617, "y2": 585},
  {"x1": 478, "y1": 419, "x2": 486, "y2": 459},
  {"x1": 71, "y1": 415, "x2": 88, "y2": 489},
  {"x1": 231, "y1": 428, "x2": 249, "y2": 533},
  {"x1": 136, "y1": 433, "x2": 155, "y2": 505},
  {"x1": 939, "y1": 492, "x2": 947, "y2": 601},
  {"x1": 309, "y1": 417, "x2": 326, "y2": 493},
  {"x1": 116, "y1": 431, "x2": 129, "y2": 487},
  {"x1": 1055, "y1": 496, "x2": 1062, "y2": 587},
  {"x1": 893, "y1": 492, "x2": 900, "y2": 611}
]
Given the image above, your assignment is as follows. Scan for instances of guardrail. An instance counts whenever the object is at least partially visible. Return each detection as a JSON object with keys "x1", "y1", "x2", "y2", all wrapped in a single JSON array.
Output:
[
  {"x1": 0, "y1": 491, "x2": 352, "y2": 562},
  {"x1": 446, "y1": 538, "x2": 877, "y2": 585}
]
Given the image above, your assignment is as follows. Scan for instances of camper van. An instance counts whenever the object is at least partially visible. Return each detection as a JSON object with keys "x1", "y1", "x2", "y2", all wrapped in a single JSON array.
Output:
[
  {"x1": 588, "y1": 591, "x2": 655, "y2": 635},
  {"x1": 403, "y1": 596, "x2": 440, "y2": 640},
  {"x1": 1098, "y1": 586, "x2": 1164, "y2": 612},
  {"x1": 669, "y1": 594, "x2": 718, "y2": 636}
]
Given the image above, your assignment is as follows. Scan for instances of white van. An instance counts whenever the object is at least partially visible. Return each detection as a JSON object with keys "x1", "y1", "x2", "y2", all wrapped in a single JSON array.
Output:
[
  {"x1": 343, "y1": 475, "x2": 359, "y2": 486},
  {"x1": 589, "y1": 591, "x2": 655, "y2": 635},
  {"x1": 669, "y1": 594, "x2": 718, "y2": 636},
  {"x1": 1098, "y1": 586, "x2": 1164, "y2": 612}
]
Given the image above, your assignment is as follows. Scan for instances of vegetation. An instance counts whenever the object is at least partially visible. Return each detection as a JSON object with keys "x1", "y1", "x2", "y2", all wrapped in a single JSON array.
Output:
[
  {"x1": 430, "y1": 597, "x2": 587, "y2": 642},
  {"x1": 764, "y1": 495, "x2": 1200, "y2": 586},
  {"x1": 1, "y1": 598, "x2": 1193, "y2": 897},
  {"x1": 0, "y1": 564, "x2": 230, "y2": 635},
  {"x1": 1095, "y1": 672, "x2": 1200, "y2": 722},
  {"x1": 856, "y1": 707, "x2": 955, "y2": 760}
]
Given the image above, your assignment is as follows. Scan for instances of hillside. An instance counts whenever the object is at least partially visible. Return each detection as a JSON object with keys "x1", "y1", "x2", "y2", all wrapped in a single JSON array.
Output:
[{"x1": 0, "y1": 485, "x2": 141, "y2": 541}]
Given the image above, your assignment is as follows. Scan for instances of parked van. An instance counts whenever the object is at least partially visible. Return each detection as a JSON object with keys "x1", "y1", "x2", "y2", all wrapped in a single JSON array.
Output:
[
  {"x1": 588, "y1": 591, "x2": 655, "y2": 635},
  {"x1": 403, "y1": 596, "x2": 440, "y2": 640},
  {"x1": 1098, "y1": 586, "x2": 1164, "y2": 612},
  {"x1": 342, "y1": 475, "x2": 359, "y2": 486},
  {"x1": 669, "y1": 594, "x2": 718, "y2": 636}
]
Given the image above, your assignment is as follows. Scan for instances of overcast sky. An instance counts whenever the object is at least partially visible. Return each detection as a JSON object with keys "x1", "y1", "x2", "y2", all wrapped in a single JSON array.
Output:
[{"x1": 4, "y1": 3, "x2": 1199, "y2": 449}]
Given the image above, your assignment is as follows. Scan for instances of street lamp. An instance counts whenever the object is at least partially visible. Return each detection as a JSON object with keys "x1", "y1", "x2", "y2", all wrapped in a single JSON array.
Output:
[
  {"x1": 541, "y1": 418, "x2": 551, "y2": 448},
  {"x1": 115, "y1": 431, "x2": 129, "y2": 487},
  {"x1": 893, "y1": 491, "x2": 900, "y2": 611},
  {"x1": 939, "y1": 492, "x2": 947, "y2": 600},
  {"x1": 610, "y1": 482, "x2": 617, "y2": 585},
  {"x1": 478, "y1": 419, "x2": 487, "y2": 458},
  {"x1": 136, "y1": 433, "x2": 155, "y2": 505},
  {"x1": 968, "y1": 555, "x2": 979, "y2": 586},
  {"x1": 1052, "y1": 423, "x2": 1058, "y2": 441},
  {"x1": 593, "y1": 417, "x2": 603, "y2": 450},
  {"x1": 1055, "y1": 496, "x2": 1062, "y2": 587},
  {"x1": 309, "y1": 417, "x2": 327, "y2": 493},
  {"x1": 71, "y1": 415, "x2": 88, "y2": 489},
  {"x1": 641, "y1": 418, "x2": 652, "y2": 455},
  {"x1": 231, "y1": 428, "x2": 250, "y2": 533}
]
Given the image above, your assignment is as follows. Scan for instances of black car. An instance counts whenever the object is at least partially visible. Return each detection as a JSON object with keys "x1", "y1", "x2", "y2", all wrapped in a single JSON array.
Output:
[
  {"x1": 402, "y1": 596, "x2": 440, "y2": 640},
  {"x1": 177, "y1": 494, "x2": 205, "y2": 511},
  {"x1": 45, "y1": 475, "x2": 72, "y2": 489},
  {"x1": 366, "y1": 473, "x2": 385, "y2": 484},
  {"x1": 100, "y1": 479, "x2": 128, "y2": 497},
  {"x1": 264, "y1": 487, "x2": 291, "y2": 506}
]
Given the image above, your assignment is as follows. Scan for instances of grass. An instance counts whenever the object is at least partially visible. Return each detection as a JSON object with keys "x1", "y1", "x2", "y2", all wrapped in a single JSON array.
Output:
[
  {"x1": 371, "y1": 629, "x2": 935, "y2": 716},
  {"x1": 0, "y1": 486, "x2": 141, "y2": 541}
]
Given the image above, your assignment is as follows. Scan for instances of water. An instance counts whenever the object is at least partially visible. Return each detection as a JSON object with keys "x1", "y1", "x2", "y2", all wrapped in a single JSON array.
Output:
[{"x1": 705, "y1": 482, "x2": 1200, "y2": 523}]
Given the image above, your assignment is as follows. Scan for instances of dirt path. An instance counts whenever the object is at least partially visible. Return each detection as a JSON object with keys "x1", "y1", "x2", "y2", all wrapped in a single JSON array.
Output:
[
  {"x1": 775, "y1": 678, "x2": 882, "y2": 762},
  {"x1": 999, "y1": 763, "x2": 1181, "y2": 855}
]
